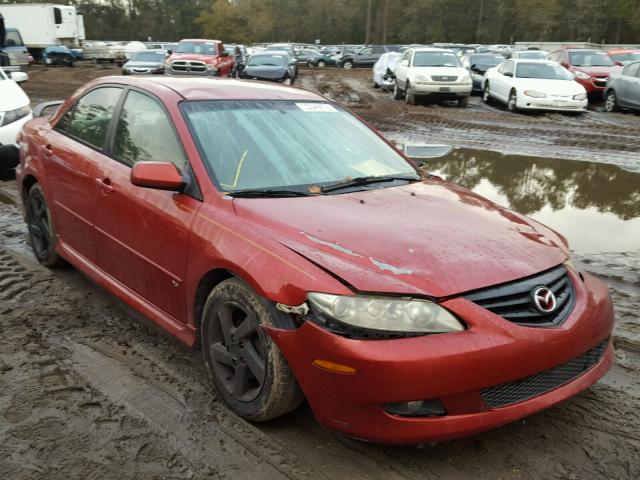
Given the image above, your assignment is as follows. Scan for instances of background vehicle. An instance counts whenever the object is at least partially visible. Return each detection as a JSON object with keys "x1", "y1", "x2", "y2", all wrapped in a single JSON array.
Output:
[
  {"x1": 340, "y1": 45, "x2": 399, "y2": 69},
  {"x1": 295, "y1": 48, "x2": 321, "y2": 66},
  {"x1": 122, "y1": 50, "x2": 166, "y2": 75},
  {"x1": 43, "y1": 45, "x2": 75, "y2": 67},
  {"x1": 461, "y1": 53, "x2": 504, "y2": 92},
  {"x1": 604, "y1": 60, "x2": 640, "y2": 112},
  {"x1": 393, "y1": 47, "x2": 472, "y2": 106},
  {"x1": 82, "y1": 40, "x2": 126, "y2": 63},
  {"x1": 483, "y1": 59, "x2": 587, "y2": 113},
  {"x1": 2, "y1": 27, "x2": 29, "y2": 72},
  {"x1": 308, "y1": 51, "x2": 338, "y2": 67},
  {"x1": 0, "y1": 3, "x2": 85, "y2": 59},
  {"x1": 237, "y1": 51, "x2": 295, "y2": 84},
  {"x1": 547, "y1": 48, "x2": 615, "y2": 96},
  {"x1": 0, "y1": 65, "x2": 30, "y2": 175},
  {"x1": 607, "y1": 49, "x2": 640, "y2": 66},
  {"x1": 165, "y1": 39, "x2": 234, "y2": 77},
  {"x1": 373, "y1": 51, "x2": 402, "y2": 90},
  {"x1": 265, "y1": 44, "x2": 299, "y2": 75},
  {"x1": 506, "y1": 50, "x2": 549, "y2": 60}
]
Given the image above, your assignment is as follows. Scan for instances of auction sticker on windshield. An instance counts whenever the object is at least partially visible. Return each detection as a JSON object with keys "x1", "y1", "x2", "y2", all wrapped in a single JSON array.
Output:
[{"x1": 296, "y1": 103, "x2": 338, "y2": 112}]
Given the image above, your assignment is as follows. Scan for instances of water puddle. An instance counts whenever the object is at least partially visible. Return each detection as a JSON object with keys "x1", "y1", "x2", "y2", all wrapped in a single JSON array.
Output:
[{"x1": 428, "y1": 149, "x2": 640, "y2": 254}]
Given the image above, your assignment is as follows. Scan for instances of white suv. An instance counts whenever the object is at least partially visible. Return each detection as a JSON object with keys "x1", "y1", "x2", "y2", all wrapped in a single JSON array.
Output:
[{"x1": 393, "y1": 47, "x2": 472, "y2": 106}]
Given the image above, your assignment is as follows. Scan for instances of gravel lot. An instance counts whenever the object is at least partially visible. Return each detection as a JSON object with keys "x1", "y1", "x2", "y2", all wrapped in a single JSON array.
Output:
[{"x1": 0, "y1": 64, "x2": 638, "y2": 479}]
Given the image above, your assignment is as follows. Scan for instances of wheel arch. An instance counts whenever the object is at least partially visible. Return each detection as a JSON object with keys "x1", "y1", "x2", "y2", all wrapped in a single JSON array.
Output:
[{"x1": 192, "y1": 267, "x2": 235, "y2": 348}]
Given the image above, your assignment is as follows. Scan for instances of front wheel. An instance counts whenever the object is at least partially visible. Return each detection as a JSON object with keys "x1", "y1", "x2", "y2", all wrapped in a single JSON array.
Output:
[
  {"x1": 483, "y1": 83, "x2": 492, "y2": 103},
  {"x1": 317, "y1": 60, "x2": 326, "y2": 68},
  {"x1": 604, "y1": 91, "x2": 619, "y2": 112},
  {"x1": 26, "y1": 184, "x2": 65, "y2": 268},
  {"x1": 393, "y1": 81, "x2": 403, "y2": 100},
  {"x1": 342, "y1": 60, "x2": 353, "y2": 69},
  {"x1": 201, "y1": 278, "x2": 303, "y2": 421},
  {"x1": 507, "y1": 90, "x2": 518, "y2": 112},
  {"x1": 282, "y1": 75, "x2": 293, "y2": 86},
  {"x1": 458, "y1": 95, "x2": 469, "y2": 107},
  {"x1": 405, "y1": 82, "x2": 416, "y2": 105}
]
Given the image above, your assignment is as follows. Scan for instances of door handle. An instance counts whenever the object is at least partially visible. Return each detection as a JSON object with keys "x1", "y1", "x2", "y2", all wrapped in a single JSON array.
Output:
[
  {"x1": 95, "y1": 177, "x2": 114, "y2": 193},
  {"x1": 40, "y1": 144, "x2": 53, "y2": 156}
]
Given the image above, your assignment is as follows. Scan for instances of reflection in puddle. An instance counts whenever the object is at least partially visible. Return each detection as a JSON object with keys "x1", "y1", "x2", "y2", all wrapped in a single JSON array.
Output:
[{"x1": 428, "y1": 149, "x2": 640, "y2": 254}]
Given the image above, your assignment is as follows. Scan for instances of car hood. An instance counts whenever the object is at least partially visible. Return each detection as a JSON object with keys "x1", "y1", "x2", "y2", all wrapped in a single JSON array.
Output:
[
  {"x1": 169, "y1": 53, "x2": 216, "y2": 63},
  {"x1": 243, "y1": 65, "x2": 286, "y2": 79},
  {"x1": 125, "y1": 61, "x2": 163, "y2": 68},
  {"x1": 514, "y1": 78, "x2": 586, "y2": 94},
  {"x1": 573, "y1": 66, "x2": 613, "y2": 77},
  {"x1": 0, "y1": 79, "x2": 30, "y2": 111},
  {"x1": 233, "y1": 179, "x2": 569, "y2": 298}
]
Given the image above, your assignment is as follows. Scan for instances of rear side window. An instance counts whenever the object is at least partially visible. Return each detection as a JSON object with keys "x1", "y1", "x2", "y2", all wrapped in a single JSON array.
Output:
[
  {"x1": 623, "y1": 63, "x2": 640, "y2": 77},
  {"x1": 56, "y1": 87, "x2": 122, "y2": 150},
  {"x1": 113, "y1": 91, "x2": 187, "y2": 171}
]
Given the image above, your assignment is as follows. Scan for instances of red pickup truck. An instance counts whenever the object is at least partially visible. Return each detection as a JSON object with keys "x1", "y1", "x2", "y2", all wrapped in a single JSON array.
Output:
[{"x1": 165, "y1": 39, "x2": 235, "y2": 77}]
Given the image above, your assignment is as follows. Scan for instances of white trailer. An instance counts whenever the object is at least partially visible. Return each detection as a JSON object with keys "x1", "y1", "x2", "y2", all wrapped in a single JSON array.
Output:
[{"x1": 0, "y1": 3, "x2": 86, "y2": 58}]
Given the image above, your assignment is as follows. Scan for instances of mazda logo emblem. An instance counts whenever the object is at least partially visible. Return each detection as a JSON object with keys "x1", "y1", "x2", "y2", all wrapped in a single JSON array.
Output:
[{"x1": 532, "y1": 287, "x2": 557, "y2": 314}]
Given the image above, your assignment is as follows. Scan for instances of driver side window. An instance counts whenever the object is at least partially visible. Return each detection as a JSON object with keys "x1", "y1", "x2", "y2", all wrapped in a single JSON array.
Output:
[{"x1": 359, "y1": 48, "x2": 373, "y2": 56}]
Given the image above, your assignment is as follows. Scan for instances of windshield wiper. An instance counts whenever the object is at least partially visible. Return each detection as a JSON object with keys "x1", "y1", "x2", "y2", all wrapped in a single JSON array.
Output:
[
  {"x1": 228, "y1": 189, "x2": 313, "y2": 198},
  {"x1": 321, "y1": 174, "x2": 419, "y2": 193}
]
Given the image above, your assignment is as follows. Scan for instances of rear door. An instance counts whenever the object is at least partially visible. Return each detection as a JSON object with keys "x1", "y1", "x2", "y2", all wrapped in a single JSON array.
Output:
[
  {"x1": 91, "y1": 88, "x2": 199, "y2": 322},
  {"x1": 44, "y1": 86, "x2": 123, "y2": 264}
]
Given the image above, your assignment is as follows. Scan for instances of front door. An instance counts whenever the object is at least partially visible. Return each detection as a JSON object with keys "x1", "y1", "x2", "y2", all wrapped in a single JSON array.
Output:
[{"x1": 92, "y1": 89, "x2": 200, "y2": 322}]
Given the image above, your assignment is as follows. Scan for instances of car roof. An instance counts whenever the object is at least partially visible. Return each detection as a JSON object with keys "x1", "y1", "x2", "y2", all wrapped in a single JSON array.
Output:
[
  {"x1": 89, "y1": 76, "x2": 324, "y2": 102},
  {"x1": 511, "y1": 59, "x2": 556, "y2": 64},
  {"x1": 178, "y1": 39, "x2": 222, "y2": 43},
  {"x1": 608, "y1": 49, "x2": 640, "y2": 54}
]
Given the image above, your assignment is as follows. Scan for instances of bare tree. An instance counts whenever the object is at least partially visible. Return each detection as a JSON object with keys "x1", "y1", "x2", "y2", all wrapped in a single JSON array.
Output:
[{"x1": 365, "y1": 0, "x2": 373, "y2": 44}]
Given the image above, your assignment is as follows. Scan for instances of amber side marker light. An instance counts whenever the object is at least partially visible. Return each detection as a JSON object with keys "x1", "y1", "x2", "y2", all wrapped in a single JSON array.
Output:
[{"x1": 312, "y1": 359, "x2": 357, "y2": 375}]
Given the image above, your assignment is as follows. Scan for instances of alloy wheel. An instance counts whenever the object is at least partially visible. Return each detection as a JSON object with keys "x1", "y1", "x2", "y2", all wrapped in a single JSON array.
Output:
[
  {"x1": 605, "y1": 92, "x2": 618, "y2": 112},
  {"x1": 27, "y1": 192, "x2": 51, "y2": 260}
]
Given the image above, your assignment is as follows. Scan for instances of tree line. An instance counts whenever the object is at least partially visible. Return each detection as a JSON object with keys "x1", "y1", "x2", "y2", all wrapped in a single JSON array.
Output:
[{"x1": 3, "y1": 0, "x2": 640, "y2": 45}]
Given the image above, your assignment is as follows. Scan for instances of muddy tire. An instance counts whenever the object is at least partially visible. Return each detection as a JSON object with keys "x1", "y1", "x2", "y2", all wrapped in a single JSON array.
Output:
[
  {"x1": 605, "y1": 90, "x2": 619, "y2": 113},
  {"x1": 283, "y1": 75, "x2": 293, "y2": 86},
  {"x1": 458, "y1": 95, "x2": 469, "y2": 107},
  {"x1": 342, "y1": 60, "x2": 353, "y2": 69},
  {"x1": 483, "y1": 83, "x2": 492, "y2": 103},
  {"x1": 25, "y1": 184, "x2": 65, "y2": 268},
  {"x1": 393, "y1": 81, "x2": 404, "y2": 100},
  {"x1": 317, "y1": 60, "x2": 326, "y2": 68},
  {"x1": 201, "y1": 278, "x2": 303, "y2": 422},
  {"x1": 405, "y1": 82, "x2": 416, "y2": 105},
  {"x1": 507, "y1": 90, "x2": 518, "y2": 112}
]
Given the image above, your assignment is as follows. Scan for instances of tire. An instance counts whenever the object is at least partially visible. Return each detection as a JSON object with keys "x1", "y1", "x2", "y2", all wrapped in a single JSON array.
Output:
[
  {"x1": 26, "y1": 184, "x2": 65, "y2": 268},
  {"x1": 458, "y1": 95, "x2": 469, "y2": 107},
  {"x1": 483, "y1": 83, "x2": 492, "y2": 103},
  {"x1": 283, "y1": 75, "x2": 293, "y2": 86},
  {"x1": 201, "y1": 278, "x2": 304, "y2": 421},
  {"x1": 507, "y1": 90, "x2": 518, "y2": 112},
  {"x1": 317, "y1": 60, "x2": 326, "y2": 68},
  {"x1": 342, "y1": 60, "x2": 353, "y2": 69},
  {"x1": 405, "y1": 82, "x2": 416, "y2": 105},
  {"x1": 604, "y1": 90, "x2": 619, "y2": 112},
  {"x1": 393, "y1": 81, "x2": 404, "y2": 100},
  {"x1": 373, "y1": 80, "x2": 379, "y2": 89}
]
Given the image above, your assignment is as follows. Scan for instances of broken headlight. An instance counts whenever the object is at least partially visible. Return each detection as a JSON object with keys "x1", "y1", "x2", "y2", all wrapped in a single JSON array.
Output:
[{"x1": 307, "y1": 293, "x2": 464, "y2": 336}]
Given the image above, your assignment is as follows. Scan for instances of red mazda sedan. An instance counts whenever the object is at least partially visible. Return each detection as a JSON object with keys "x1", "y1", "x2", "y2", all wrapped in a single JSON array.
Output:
[{"x1": 16, "y1": 77, "x2": 614, "y2": 444}]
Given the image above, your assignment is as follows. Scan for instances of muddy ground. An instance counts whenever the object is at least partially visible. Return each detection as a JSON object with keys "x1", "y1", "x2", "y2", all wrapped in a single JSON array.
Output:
[{"x1": 0, "y1": 64, "x2": 639, "y2": 479}]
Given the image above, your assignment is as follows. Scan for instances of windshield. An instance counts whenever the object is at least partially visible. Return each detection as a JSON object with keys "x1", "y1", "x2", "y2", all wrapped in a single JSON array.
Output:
[
  {"x1": 5, "y1": 30, "x2": 24, "y2": 47},
  {"x1": 470, "y1": 55, "x2": 502, "y2": 66},
  {"x1": 518, "y1": 51, "x2": 547, "y2": 59},
  {"x1": 569, "y1": 51, "x2": 615, "y2": 67},
  {"x1": 175, "y1": 41, "x2": 217, "y2": 55},
  {"x1": 182, "y1": 101, "x2": 416, "y2": 193},
  {"x1": 413, "y1": 51, "x2": 460, "y2": 67},
  {"x1": 247, "y1": 54, "x2": 287, "y2": 67},
  {"x1": 516, "y1": 62, "x2": 574, "y2": 80},
  {"x1": 611, "y1": 52, "x2": 640, "y2": 63},
  {"x1": 132, "y1": 51, "x2": 165, "y2": 62}
]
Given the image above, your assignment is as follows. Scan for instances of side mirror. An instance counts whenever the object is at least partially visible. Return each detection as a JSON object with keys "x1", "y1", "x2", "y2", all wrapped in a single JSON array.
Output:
[
  {"x1": 33, "y1": 100, "x2": 64, "y2": 118},
  {"x1": 503, "y1": 71, "x2": 513, "y2": 77},
  {"x1": 404, "y1": 144, "x2": 453, "y2": 161},
  {"x1": 10, "y1": 71, "x2": 28, "y2": 83},
  {"x1": 401, "y1": 59, "x2": 409, "y2": 66},
  {"x1": 131, "y1": 162, "x2": 184, "y2": 191}
]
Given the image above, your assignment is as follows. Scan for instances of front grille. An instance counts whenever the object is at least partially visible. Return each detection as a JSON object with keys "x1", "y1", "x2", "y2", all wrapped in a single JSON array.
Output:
[
  {"x1": 431, "y1": 75, "x2": 458, "y2": 82},
  {"x1": 481, "y1": 340, "x2": 608, "y2": 408},
  {"x1": 594, "y1": 79, "x2": 607, "y2": 87},
  {"x1": 465, "y1": 265, "x2": 575, "y2": 327},
  {"x1": 171, "y1": 60, "x2": 206, "y2": 73}
]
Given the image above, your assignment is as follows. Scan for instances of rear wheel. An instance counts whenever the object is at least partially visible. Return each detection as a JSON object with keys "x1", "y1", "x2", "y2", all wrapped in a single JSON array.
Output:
[
  {"x1": 26, "y1": 184, "x2": 65, "y2": 268},
  {"x1": 604, "y1": 91, "x2": 619, "y2": 112},
  {"x1": 201, "y1": 278, "x2": 303, "y2": 421}
]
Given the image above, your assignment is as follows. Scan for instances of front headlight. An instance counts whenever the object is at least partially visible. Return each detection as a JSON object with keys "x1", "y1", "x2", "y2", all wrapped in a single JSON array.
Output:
[
  {"x1": 415, "y1": 74, "x2": 427, "y2": 82},
  {"x1": 307, "y1": 293, "x2": 464, "y2": 335},
  {"x1": 573, "y1": 93, "x2": 587, "y2": 100},
  {"x1": 459, "y1": 74, "x2": 471, "y2": 83},
  {"x1": 1, "y1": 106, "x2": 31, "y2": 127},
  {"x1": 574, "y1": 71, "x2": 591, "y2": 80},
  {"x1": 206, "y1": 64, "x2": 218, "y2": 72},
  {"x1": 524, "y1": 90, "x2": 548, "y2": 98}
]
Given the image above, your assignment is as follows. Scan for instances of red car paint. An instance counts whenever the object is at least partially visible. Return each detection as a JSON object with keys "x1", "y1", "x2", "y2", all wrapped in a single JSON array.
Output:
[
  {"x1": 548, "y1": 48, "x2": 615, "y2": 94},
  {"x1": 607, "y1": 49, "x2": 640, "y2": 66},
  {"x1": 166, "y1": 39, "x2": 235, "y2": 77},
  {"x1": 16, "y1": 76, "x2": 614, "y2": 444}
]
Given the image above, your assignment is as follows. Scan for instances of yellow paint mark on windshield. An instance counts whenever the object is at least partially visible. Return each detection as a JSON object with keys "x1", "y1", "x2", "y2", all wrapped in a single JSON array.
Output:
[{"x1": 221, "y1": 149, "x2": 248, "y2": 189}]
